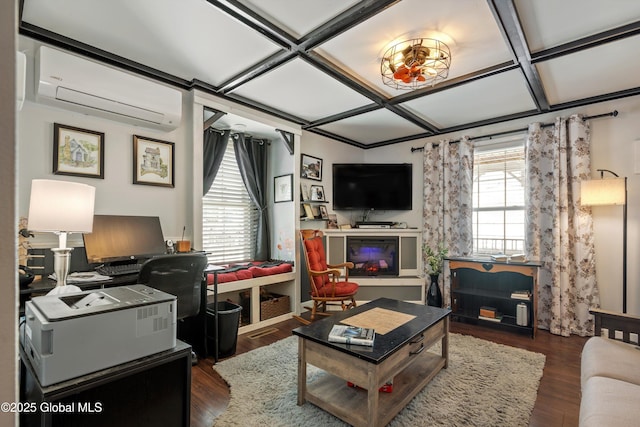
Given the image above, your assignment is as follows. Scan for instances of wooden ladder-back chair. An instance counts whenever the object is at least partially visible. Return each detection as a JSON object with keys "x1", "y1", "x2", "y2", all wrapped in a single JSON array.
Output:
[{"x1": 299, "y1": 230, "x2": 358, "y2": 323}]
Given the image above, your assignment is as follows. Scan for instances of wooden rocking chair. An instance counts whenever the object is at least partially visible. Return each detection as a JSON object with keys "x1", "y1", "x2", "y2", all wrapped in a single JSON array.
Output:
[{"x1": 297, "y1": 230, "x2": 358, "y2": 324}]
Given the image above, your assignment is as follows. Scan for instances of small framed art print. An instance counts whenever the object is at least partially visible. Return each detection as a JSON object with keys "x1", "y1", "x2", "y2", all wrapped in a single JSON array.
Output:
[
  {"x1": 310, "y1": 185, "x2": 325, "y2": 201},
  {"x1": 53, "y1": 123, "x2": 105, "y2": 179},
  {"x1": 274, "y1": 174, "x2": 293, "y2": 202},
  {"x1": 133, "y1": 135, "x2": 175, "y2": 187}
]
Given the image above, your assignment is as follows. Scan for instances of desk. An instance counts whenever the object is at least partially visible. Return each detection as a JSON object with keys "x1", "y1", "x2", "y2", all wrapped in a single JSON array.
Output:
[{"x1": 20, "y1": 340, "x2": 192, "y2": 427}]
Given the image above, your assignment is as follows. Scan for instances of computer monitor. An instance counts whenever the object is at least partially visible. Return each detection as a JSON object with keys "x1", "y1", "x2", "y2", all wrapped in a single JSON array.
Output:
[{"x1": 83, "y1": 215, "x2": 167, "y2": 265}]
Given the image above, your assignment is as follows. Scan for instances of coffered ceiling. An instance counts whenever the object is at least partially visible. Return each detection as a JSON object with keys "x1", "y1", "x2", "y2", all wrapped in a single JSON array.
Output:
[{"x1": 19, "y1": 0, "x2": 640, "y2": 148}]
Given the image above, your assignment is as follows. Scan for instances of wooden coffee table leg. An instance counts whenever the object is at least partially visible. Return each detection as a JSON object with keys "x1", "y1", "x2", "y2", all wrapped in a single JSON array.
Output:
[
  {"x1": 443, "y1": 317, "x2": 449, "y2": 369},
  {"x1": 366, "y1": 367, "x2": 379, "y2": 427},
  {"x1": 297, "y1": 337, "x2": 307, "y2": 406}
]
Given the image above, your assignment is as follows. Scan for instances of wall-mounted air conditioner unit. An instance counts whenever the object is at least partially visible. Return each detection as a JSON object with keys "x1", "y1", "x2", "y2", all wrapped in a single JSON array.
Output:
[{"x1": 36, "y1": 46, "x2": 182, "y2": 131}]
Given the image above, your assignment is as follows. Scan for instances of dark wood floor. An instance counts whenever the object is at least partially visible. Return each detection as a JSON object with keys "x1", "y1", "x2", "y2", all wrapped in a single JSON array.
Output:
[{"x1": 190, "y1": 318, "x2": 588, "y2": 427}]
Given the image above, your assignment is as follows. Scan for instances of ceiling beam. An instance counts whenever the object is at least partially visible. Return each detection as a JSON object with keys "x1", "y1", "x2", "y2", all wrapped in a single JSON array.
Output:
[
  {"x1": 531, "y1": 20, "x2": 640, "y2": 63},
  {"x1": 18, "y1": 22, "x2": 191, "y2": 90},
  {"x1": 488, "y1": 0, "x2": 550, "y2": 111}
]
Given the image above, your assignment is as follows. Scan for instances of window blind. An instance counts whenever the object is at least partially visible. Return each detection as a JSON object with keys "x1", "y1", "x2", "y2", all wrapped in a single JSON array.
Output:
[{"x1": 202, "y1": 143, "x2": 258, "y2": 263}]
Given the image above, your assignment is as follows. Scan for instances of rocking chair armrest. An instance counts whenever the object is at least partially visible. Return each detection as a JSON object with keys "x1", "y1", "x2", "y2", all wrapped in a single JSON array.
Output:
[
  {"x1": 308, "y1": 268, "x2": 342, "y2": 277},
  {"x1": 326, "y1": 262, "x2": 354, "y2": 280},
  {"x1": 327, "y1": 262, "x2": 354, "y2": 270}
]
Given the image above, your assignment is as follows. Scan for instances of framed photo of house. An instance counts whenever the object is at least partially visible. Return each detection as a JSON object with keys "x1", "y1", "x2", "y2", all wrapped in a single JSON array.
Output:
[
  {"x1": 310, "y1": 185, "x2": 325, "y2": 201},
  {"x1": 133, "y1": 135, "x2": 175, "y2": 188},
  {"x1": 301, "y1": 154, "x2": 322, "y2": 181},
  {"x1": 53, "y1": 123, "x2": 105, "y2": 179},
  {"x1": 274, "y1": 174, "x2": 293, "y2": 203}
]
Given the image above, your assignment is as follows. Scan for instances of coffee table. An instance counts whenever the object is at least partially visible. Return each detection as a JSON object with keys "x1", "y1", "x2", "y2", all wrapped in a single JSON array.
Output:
[{"x1": 293, "y1": 298, "x2": 450, "y2": 427}]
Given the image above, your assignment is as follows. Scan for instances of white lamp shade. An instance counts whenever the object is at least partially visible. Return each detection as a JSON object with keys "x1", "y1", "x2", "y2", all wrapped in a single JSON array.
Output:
[
  {"x1": 581, "y1": 178, "x2": 626, "y2": 206},
  {"x1": 28, "y1": 179, "x2": 96, "y2": 233}
]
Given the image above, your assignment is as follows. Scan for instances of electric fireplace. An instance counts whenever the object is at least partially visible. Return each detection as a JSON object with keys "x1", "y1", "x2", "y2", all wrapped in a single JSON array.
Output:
[{"x1": 347, "y1": 236, "x2": 399, "y2": 277}]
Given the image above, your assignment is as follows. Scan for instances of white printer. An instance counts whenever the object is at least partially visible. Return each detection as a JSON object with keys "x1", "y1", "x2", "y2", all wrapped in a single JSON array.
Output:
[{"x1": 22, "y1": 285, "x2": 177, "y2": 386}]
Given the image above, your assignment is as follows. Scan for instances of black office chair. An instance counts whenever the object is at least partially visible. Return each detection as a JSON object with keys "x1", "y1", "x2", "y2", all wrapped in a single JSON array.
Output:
[{"x1": 138, "y1": 253, "x2": 208, "y2": 364}]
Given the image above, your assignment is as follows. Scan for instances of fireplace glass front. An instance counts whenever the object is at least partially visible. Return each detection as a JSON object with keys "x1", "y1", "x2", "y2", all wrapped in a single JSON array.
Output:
[{"x1": 347, "y1": 236, "x2": 399, "y2": 277}]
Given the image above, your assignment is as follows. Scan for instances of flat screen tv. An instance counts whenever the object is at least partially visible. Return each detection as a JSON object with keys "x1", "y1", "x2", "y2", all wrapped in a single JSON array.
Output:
[
  {"x1": 82, "y1": 215, "x2": 167, "y2": 264},
  {"x1": 332, "y1": 163, "x2": 412, "y2": 211}
]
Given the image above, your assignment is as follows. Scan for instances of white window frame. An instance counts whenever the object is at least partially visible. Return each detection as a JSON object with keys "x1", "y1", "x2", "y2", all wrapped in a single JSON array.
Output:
[{"x1": 472, "y1": 135, "x2": 526, "y2": 255}]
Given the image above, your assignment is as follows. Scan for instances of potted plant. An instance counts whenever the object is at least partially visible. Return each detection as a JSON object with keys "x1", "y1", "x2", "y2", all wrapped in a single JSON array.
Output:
[{"x1": 424, "y1": 244, "x2": 448, "y2": 307}]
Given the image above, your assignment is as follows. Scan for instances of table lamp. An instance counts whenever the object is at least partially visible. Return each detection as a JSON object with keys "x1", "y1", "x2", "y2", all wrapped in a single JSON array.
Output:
[{"x1": 27, "y1": 179, "x2": 96, "y2": 295}]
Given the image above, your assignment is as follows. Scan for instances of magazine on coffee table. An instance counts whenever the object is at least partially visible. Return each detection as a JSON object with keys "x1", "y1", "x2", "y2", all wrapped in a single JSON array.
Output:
[{"x1": 328, "y1": 325, "x2": 375, "y2": 346}]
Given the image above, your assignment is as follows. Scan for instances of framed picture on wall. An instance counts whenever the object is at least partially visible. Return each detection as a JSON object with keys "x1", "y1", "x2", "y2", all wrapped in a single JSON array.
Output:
[
  {"x1": 301, "y1": 154, "x2": 322, "y2": 181},
  {"x1": 53, "y1": 123, "x2": 105, "y2": 179},
  {"x1": 274, "y1": 174, "x2": 293, "y2": 202},
  {"x1": 133, "y1": 135, "x2": 175, "y2": 188}
]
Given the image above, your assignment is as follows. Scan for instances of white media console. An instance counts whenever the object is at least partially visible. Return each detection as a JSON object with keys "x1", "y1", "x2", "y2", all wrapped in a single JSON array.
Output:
[{"x1": 322, "y1": 228, "x2": 425, "y2": 304}]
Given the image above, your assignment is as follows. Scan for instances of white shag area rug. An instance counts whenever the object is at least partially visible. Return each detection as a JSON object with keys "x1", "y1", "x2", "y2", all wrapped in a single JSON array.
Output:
[{"x1": 212, "y1": 333, "x2": 545, "y2": 426}]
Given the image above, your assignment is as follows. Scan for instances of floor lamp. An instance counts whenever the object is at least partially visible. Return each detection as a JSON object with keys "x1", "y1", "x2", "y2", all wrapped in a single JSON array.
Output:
[
  {"x1": 27, "y1": 179, "x2": 96, "y2": 295},
  {"x1": 581, "y1": 169, "x2": 627, "y2": 313}
]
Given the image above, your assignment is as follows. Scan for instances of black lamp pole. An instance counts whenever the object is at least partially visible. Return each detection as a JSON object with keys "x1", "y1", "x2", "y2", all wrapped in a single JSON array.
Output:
[{"x1": 597, "y1": 169, "x2": 627, "y2": 313}]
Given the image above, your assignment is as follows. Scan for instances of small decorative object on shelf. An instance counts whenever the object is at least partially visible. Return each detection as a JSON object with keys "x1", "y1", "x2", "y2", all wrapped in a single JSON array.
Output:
[
  {"x1": 510, "y1": 289, "x2": 531, "y2": 300},
  {"x1": 490, "y1": 253, "x2": 508, "y2": 262}
]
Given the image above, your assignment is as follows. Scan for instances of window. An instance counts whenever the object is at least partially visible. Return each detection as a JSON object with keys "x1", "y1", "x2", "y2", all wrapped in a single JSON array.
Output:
[
  {"x1": 202, "y1": 142, "x2": 258, "y2": 263},
  {"x1": 472, "y1": 137, "x2": 526, "y2": 255}
]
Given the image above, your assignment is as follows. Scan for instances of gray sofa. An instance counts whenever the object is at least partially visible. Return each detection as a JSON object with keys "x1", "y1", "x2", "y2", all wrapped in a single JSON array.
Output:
[{"x1": 580, "y1": 308, "x2": 640, "y2": 427}]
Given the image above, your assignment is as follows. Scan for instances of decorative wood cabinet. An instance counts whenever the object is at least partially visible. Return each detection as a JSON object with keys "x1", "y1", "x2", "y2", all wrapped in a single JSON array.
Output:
[{"x1": 448, "y1": 258, "x2": 540, "y2": 338}]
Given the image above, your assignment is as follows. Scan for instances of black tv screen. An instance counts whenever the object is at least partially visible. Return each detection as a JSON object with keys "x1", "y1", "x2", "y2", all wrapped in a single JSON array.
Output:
[
  {"x1": 83, "y1": 215, "x2": 167, "y2": 264},
  {"x1": 332, "y1": 163, "x2": 412, "y2": 211}
]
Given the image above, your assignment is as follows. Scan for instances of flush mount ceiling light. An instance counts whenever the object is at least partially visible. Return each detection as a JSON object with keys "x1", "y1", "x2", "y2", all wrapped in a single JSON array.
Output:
[{"x1": 381, "y1": 38, "x2": 451, "y2": 90}]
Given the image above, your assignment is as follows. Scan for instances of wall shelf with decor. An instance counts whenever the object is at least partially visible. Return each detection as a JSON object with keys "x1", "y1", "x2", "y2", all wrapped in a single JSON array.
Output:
[
  {"x1": 322, "y1": 229, "x2": 424, "y2": 304},
  {"x1": 447, "y1": 257, "x2": 541, "y2": 338}
]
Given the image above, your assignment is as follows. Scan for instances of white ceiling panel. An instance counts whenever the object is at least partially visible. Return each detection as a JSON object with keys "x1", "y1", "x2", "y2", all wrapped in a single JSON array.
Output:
[
  {"x1": 230, "y1": 58, "x2": 373, "y2": 121},
  {"x1": 22, "y1": 0, "x2": 283, "y2": 86},
  {"x1": 236, "y1": 0, "x2": 360, "y2": 39},
  {"x1": 19, "y1": 0, "x2": 640, "y2": 147},
  {"x1": 516, "y1": 0, "x2": 640, "y2": 52},
  {"x1": 536, "y1": 35, "x2": 640, "y2": 105},
  {"x1": 316, "y1": 108, "x2": 426, "y2": 145},
  {"x1": 317, "y1": 0, "x2": 513, "y2": 98},
  {"x1": 401, "y1": 70, "x2": 537, "y2": 129}
]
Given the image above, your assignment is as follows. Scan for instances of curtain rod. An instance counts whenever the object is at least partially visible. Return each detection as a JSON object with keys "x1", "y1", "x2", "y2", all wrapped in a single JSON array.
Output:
[
  {"x1": 207, "y1": 127, "x2": 270, "y2": 143},
  {"x1": 410, "y1": 110, "x2": 618, "y2": 152}
]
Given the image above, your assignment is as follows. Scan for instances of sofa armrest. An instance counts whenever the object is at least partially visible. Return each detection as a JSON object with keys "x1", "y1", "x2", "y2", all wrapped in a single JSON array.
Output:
[{"x1": 590, "y1": 308, "x2": 640, "y2": 343}]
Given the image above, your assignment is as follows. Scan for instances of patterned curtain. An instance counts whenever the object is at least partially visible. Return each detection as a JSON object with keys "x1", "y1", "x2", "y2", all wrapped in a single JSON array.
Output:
[
  {"x1": 423, "y1": 137, "x2": 474, "y2": 306},
  {"x1": 525, "y1": 115, "x2": 600, "y2": 337}
]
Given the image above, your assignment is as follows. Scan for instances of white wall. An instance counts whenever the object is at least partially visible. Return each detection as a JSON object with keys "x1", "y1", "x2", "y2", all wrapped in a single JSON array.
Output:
[
  {"x1": 270, "y1": 133, "x2": 296, "y2": 261},
  {"x1": 303, "y1": 96, "x2": 640, "y2": 315},
  {"x1": 1, "y1": 0, "x2": 18, "y2": 424},
  {"x1": 300, "y1": 131, "x2": 362, "y2": 228},
  {"x1": 17, "y1": 97, "x2": 193, "y2": 247}
]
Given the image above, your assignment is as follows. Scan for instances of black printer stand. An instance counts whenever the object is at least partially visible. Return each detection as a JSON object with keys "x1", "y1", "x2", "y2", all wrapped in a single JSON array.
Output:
[{"x1": 20, "y1": 340, "x2": 191, "y2": 427}]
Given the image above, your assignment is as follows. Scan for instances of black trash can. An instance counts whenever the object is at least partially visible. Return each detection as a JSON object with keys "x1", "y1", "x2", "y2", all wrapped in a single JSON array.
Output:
[{"x1": 206, "y1": 301, "x2": 242, "y2": 358}]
